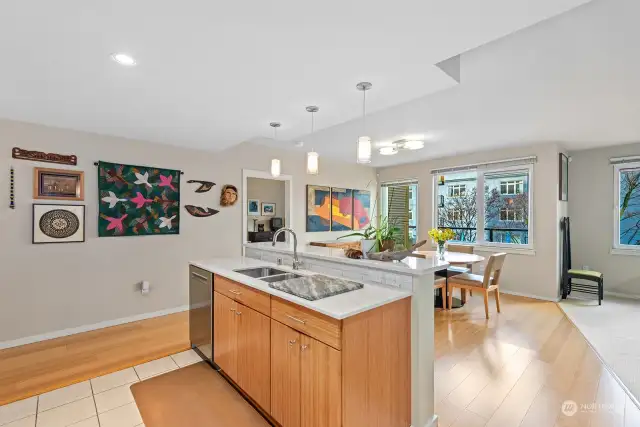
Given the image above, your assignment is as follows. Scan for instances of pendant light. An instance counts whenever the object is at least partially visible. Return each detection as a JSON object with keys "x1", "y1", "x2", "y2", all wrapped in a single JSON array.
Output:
[
  {"x1": 269, "y1": 122, "x2": 282, "y2": 177},
  {"x1": 356, "y1": 82, "x2": 373, "y2": 164},
  {"x1": 306, "y1": 106, "x2": 319, "y2": 175}
]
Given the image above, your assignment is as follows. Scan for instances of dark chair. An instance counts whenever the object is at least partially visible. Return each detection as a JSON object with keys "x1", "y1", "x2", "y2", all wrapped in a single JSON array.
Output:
[{"x1": 561, "y1": 217, "x2": 604, "y2": 304}]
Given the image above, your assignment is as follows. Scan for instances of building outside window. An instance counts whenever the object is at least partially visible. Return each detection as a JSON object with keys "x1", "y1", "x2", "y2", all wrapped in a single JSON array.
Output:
[{"x1": 435, "y1": 161, "x2": 533, "y2": 247}]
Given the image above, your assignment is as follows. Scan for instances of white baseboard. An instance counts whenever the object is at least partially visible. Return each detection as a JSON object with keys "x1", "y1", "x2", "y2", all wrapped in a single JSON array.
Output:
[
  {"x1": 604, "y1": 290, "x2": 640, "y2": 300},
  {"x1": 0, "y1": 305, "x2": 189, "y2": 350},
  {"x1": 412, "y1": 415, "x2": 438, "y2": 427},
  {"x1": 499, "y1": 289, "x2": 560, "y2": 302}
]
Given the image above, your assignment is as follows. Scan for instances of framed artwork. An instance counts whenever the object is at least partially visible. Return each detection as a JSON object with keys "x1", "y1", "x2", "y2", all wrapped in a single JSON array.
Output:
[
  {"x1": 330, "y1": 187, "x2": 353, "y2": 231},
  {"x1": 98, "y1": 161, "x2": 180, "y2": 237},
  {"x1": 559, "y1": 153, "x2": 569, "y2": 201},
  {"x1": 34, "y1": 168, "x2": 84, "y2": 201},
  {"x1": 262, "y1": 202, "x2": 276, "y2": 216},
  {"x1": 248, "y1": 199, "x2": 260, "y2": 216},
  {"x1": 33, "y1": 204, "x2": 85, "y2": 244},
  {"x1": 306, "y1": 185, "x2": 331, "y2": 232},
  {"x1": 352, "y1": 189, "x2": 371, "y2": 231}
]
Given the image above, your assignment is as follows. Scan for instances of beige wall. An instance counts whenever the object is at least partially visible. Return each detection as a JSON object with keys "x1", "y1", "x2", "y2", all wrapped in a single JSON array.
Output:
[
  {"x1": 0, "y1": 119, "x2": 376, "y2": 342},
  {"x1": 568, "y1": 142, "x2": 640, "y2": 298},
  {"x1": 377, "y1": 142, "x2": 564, "y2": 301},
  {"x1": 246, "y1": 178, "x2": 286, "y2": 231}
]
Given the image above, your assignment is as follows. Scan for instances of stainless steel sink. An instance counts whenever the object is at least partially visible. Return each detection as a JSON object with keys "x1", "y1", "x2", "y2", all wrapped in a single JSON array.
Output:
[
  {"x1": 233, "y1": 267, "x2": 288, "y2": 278},
  {"x1": 260, "y1": 273, "x2": 302, "y2": 283}
]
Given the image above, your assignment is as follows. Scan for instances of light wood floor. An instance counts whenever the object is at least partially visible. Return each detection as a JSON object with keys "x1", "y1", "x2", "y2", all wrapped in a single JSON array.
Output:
[
  {"x1": 0, "y1": 311, "x2": 190, "y2": 406},
  {"x1": 434, "y1": 293, "x2": 640, "y2": 427}
]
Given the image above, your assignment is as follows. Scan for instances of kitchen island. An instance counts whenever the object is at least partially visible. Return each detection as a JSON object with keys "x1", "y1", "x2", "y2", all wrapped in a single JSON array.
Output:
[{"x1": 190, "y1": 244, "x2": 447, "y2": 427}]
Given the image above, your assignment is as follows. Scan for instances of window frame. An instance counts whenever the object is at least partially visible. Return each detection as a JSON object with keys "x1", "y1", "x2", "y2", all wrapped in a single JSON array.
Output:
[
  {"x1": 500, "y1": 180, "x2": 523, "y2": 195},
  {"x1": 448, "y1": 184, "x2": 466, "y2": 198},
  {"x1": 433, "y1": 163, "x2": 534, "y2": 250},
  {"x1": 613, "y1": 162, "x2": 640, "y2": 253}
]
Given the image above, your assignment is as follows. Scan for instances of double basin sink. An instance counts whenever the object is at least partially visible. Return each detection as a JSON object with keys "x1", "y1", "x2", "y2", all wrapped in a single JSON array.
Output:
[{"x1": 233, "y1": 266, "x2": 303, "y2": 283}]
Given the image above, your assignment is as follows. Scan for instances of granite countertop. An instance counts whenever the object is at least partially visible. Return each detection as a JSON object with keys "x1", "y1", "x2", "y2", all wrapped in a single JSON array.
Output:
[
  {"x1": 244, "y1": 242, "x2": 449, "y2": 275},
  {"x1": 190, "y1": 257, "x2": 412, "y2": 320}
]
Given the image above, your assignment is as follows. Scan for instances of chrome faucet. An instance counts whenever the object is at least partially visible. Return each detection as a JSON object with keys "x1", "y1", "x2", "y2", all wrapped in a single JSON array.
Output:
[{"x1": 273, "y1": 228, "x2": 301, "y2": 270}]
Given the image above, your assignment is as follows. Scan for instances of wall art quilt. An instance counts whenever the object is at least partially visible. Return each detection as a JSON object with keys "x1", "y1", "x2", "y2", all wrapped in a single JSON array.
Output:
[{"x1": 98, "y1": 161, "x2": 180, "y2": 237}]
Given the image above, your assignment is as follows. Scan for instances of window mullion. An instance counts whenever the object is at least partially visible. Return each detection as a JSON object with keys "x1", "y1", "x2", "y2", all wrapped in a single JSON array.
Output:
[{"x1": 477, "y1": 171, "x2": 485, "y2": 244}]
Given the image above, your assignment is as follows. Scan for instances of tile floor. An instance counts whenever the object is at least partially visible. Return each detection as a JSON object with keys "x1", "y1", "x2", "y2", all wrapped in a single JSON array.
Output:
[{"x1": 0, "y1": 349, "x2": 202, "y2": 427}]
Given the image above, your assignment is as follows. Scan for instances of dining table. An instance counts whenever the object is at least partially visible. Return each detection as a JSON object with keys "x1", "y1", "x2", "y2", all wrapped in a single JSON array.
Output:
[{"x1": 412, "y1": 250, "x2": 486, "y2": 309}]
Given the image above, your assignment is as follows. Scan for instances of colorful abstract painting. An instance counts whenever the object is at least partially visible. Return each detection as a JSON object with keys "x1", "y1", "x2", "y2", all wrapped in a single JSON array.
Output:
[
  {"x1": 330, "y1": 188, "x2": 353, "y2": 231},
  {"x1": 352, "y1": 190, "x2": 371, "y2": 231},
  {"x1": 306, "y1": 185, "x2": 331, "y2": 232},
  {"x1": 98, "y1": 161, "x2": 180, "y2": 237}
]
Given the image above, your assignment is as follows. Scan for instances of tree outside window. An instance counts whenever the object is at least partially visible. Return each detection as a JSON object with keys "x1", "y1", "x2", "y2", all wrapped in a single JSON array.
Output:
[{"x1": 619, "y1": 168, "x2": 640, "y2": 246}]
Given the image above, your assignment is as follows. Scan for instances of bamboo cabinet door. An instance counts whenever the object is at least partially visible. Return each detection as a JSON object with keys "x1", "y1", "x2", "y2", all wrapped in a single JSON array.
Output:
[
  {"x1": 237, "y1": 305, "x2": 271, "y2": 412},
  {"x1": 213, "y1": 291, "x2": 238, "y2": 381},
  {"x1": 300, "y1": 335, "x2": 341, "y2": 427},
  {"x1": 270, "y1": 320, "x2": 301, "y2": 427}
]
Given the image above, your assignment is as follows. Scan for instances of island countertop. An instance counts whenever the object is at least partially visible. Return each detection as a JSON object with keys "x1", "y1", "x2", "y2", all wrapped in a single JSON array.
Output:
[
  {"x1": 244, "y1": 241, "x2": 449, "y2": 276},
  {"x1": 190, "y1": 257, "x2": 412, "y2": 320}
]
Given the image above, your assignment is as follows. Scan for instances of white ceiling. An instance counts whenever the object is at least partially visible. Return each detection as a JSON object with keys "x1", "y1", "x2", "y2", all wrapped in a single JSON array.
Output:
[
  {"x1": 259, "y1": 0, "x2": 640, "y2": 166},
  {"x1": 0, "y1": 0, "x2": 593, "y2": 155}
]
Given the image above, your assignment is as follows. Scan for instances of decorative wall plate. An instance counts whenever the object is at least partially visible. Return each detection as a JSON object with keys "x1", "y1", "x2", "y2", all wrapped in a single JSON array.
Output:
[{"x1": 33, "y1": 204, "x2": 85, "y2": 244}]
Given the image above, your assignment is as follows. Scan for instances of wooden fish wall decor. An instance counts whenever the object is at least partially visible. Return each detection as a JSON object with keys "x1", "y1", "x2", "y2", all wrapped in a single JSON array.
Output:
[
  {"x1": 187, "y1": 180, "x2": 215, "y2": 193},
  {"x1": 184, "y1": 205, "x2": 219, "y2": 217}
]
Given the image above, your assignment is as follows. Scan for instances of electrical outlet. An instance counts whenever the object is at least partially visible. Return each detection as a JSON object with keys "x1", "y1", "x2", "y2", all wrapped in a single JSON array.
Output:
[{"x1": 141, "y1": 280, "x2": 150, "y2": 295}]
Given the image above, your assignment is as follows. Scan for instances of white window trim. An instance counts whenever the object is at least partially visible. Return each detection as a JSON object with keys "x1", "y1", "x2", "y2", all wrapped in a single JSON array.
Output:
[
  {"x1": 433, "y1": 163, "x2": 534, "y2": 250},
  {"x1": 613, "y1": 162, "x2": 640, "y2": 254}
]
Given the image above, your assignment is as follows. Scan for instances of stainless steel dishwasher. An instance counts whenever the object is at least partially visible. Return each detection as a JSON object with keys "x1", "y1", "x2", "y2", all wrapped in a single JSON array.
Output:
[{"x1": 188, "y1": 265, "x2": 213, "y2": 362}]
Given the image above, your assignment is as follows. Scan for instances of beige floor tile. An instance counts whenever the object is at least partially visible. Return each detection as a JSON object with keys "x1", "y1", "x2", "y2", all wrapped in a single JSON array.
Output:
[
  {"x1": 93, "y1": 384, "x2": 134, "y2": 414},
  {"x1": 519, "y1": 386, "x2": 563, "y2": 427},
  {"x1": 90, "y1": 368, "x2": 138, "y2": 394},
  {"x1": 447, "y1": 371, "x2": 493, "y2": 409},
  {"x1": 2, "y1": 416, "x2": 35, "y2": 427},
  {"x1": 98, "y1": 403, "x2": 142, "y2": 427},
  {"x1": 36, "y1": 396, "x2": 96, "y2": 427},
  {"x1": 0, "y1": 397, "x2": 37, "y2": 426},
  {"x1": 170, "y1": 350, "x2": 202, "y2": 368},
  {"x1": 134, "y1": 357, "x2": 178, "y2": 380},
  {"x1": 450, "y1": 409, "x2": 487, "y2": 427},
  {"x1": 38, "y1": 382, "x2": 92, "y2": 412},
  {"x1": 435, "y1": 398, "x2": 463, "y2": 427},
  {"x1": 67, "y1": 417, "x2": 98, "y2": 427},
  {"x1": 624, "y1": 396, "x2": 640, "y2": 427}
]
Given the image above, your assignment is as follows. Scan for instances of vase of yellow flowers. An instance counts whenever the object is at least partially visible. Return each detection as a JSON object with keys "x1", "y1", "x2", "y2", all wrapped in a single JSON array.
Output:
[{"x1": 428, "y1": 228, "x2": 456, "y2": 260}]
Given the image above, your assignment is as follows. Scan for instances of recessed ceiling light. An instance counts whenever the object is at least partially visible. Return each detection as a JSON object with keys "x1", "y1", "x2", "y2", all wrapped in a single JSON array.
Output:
[
  {"x1": 379, "y1": 146, "x2": 398, "y2": 156},
  {"x1": 111, "y1": 53, "x2": 137, "y2": 66}
]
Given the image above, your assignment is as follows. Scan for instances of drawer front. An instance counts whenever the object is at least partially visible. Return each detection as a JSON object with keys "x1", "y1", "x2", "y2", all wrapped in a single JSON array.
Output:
[
  {"x1": 214, "y1": 275, "x2": 271, "y2": 316},
  {"x1": 271, "y1": 297, "x2": 342, "y2": 350}
]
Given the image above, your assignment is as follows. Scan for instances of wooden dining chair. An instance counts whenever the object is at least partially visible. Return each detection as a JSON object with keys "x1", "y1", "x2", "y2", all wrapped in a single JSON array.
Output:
[
  {"x1": 448, "y1": 253, "x2": 507, "y2": 319},
  {"x1": 434, "y1": 277, "x2": 447, "y2": 310},
  {"x1": 447, "y1": 244, "x2": 474, "y2": 295}
]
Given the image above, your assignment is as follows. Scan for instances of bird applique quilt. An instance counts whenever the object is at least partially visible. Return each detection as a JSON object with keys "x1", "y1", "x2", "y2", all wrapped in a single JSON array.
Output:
[{"x1": 98, "y1": 161, "x2": 180, "y2": 237}]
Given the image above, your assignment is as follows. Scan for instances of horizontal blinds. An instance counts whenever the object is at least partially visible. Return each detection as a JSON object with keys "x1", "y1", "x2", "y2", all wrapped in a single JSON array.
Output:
[
  {"x1": 381, "y1": 179, "x2": 418, "y2": 188},
  {"x1": 387, "y1": 186, "x2": 409, "y2": 246},
  {"x1": 610, "y1": 156, "x2": 640, "y2": 165},
  {"x1": 431, "y1": 156, "x2": 536, "y2": 175}
]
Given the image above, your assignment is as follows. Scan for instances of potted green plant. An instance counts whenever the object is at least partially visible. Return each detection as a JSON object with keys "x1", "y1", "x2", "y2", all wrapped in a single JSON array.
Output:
[{"x1": 339, "y1": 216, "x2": 401, "y2": 258}]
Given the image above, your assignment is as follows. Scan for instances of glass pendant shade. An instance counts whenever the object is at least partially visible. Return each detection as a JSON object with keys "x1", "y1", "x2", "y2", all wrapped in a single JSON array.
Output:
[
  {"x1": 270, "y1": 159, "x2": 281, "y2": 177},
  {"x1": 357, "y1": 136, "x2": 372, "y2": 164},
  {"x1": 307, "y1": 151, "x2": 319, "y2": 175}
]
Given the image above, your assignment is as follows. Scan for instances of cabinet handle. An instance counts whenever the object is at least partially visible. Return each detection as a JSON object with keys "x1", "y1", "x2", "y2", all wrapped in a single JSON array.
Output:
[
  {"x1": 288, "y1": 339, "x2": 297, "y2": 346},
  {"x1": 286, "y1": 314, "x2": 306, "y2": 325},
  {"x1": 235, "y1": 311, "x2": 242, "y2": 316},
  {"x1": 301, "y1": 344, "x2": 309, "y2": 352},
  {"x1": 229, "y1": 289, "x2": 242, "y2": 295},
  {"x1": 191, "y1": 272, "x2": 208, "y2": 281},
  {"x1": 229, "y1": 308, "x2": 235, "y2": 312}
]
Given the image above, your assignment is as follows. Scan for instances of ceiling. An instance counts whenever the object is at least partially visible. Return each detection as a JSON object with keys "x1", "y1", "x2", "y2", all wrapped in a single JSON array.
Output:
[
  {"x1": 0, "y1": 0, "x2": 594, "y2": 158},
  {"x1": 259, "y1": 0, "x2": 640, "y2": 167}
]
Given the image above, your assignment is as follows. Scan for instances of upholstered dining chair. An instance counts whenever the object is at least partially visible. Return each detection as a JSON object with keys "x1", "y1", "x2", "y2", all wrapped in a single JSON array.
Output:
[
  {"x1": 448, "y1": 253, "x2": 507, "y2": 319},
  {"x1": 447, "y1": 244, "x2": 474, "y2": 295},
  {"x1": 434, "y1": 277, "x2": 447, "y2": 310}
]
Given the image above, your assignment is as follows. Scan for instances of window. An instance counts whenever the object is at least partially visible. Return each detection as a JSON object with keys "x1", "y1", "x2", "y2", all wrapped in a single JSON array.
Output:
[
  {"x1": 381, "y1": 180, "x2": 419, "y2": 248},
  {"x1": 448, "y1": 184, "x2": 466, "y2": 197},
  {"x1": 614, "y1": 162, "x2": 640, "y2": 249},
  {"x1": 435, "y1": 163, "x2": 533, "y2": 247},
  {"x1": 500, "y1": 180, "x2": 523, "y2": 195}
]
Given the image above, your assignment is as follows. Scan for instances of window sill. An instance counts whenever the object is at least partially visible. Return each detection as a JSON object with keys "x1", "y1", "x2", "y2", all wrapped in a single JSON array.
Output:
[
  {"x1": 474, "y1": 244, "x2": 536, "y2": 256},
  {"x1": 611, "y1": 248, "x2": 640, "y2": 256}
]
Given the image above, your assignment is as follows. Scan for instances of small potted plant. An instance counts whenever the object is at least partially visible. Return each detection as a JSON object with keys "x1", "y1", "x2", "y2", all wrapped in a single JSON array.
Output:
[
  {"x1": 428, "y1": 228, "x2": 456, "y2": 260},
  {"x1": 339, "y1": 216, "x2": 401, "y2": 258}
]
